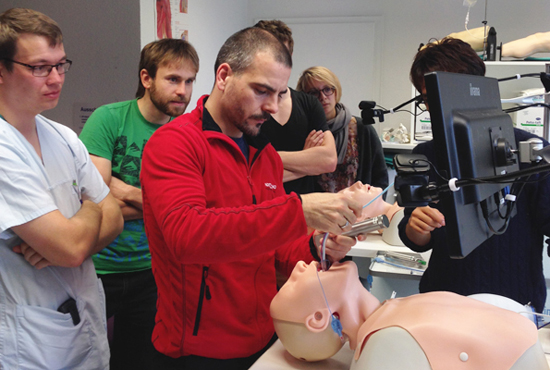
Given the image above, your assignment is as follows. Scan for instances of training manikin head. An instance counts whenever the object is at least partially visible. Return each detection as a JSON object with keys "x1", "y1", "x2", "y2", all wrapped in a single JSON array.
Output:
[
  {"x1": 340, "y1": 181, "x2": 403, "y2": 223},
  {"x1": 270, "y1": 261, "x2": 380, "y2": 361}
]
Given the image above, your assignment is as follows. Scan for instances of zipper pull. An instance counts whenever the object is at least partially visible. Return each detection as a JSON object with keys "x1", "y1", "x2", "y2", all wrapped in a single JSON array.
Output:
[{"x1": 247, "y1": 175, "x2": 257, "y2": 204}]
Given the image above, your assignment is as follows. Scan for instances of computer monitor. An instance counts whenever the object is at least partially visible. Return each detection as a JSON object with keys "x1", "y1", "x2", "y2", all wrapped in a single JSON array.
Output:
[{"x1": 424, "y1": 71, "x2": 519, "y2": 258}]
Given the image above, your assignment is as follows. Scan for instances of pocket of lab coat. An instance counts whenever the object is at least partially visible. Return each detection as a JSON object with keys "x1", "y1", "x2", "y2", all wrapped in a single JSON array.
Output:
[{"x1": 16, "y1": 303, "x2": 93, "y2": 370}]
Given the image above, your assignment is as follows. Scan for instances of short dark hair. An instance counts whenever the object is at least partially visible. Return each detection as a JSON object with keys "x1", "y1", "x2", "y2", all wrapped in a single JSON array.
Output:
[
  {"x1": 253, "y1": 19, "x2": 294, "y2": 55},
  {"x1": 410, "y1": 37, "x2": 486, "y2": 92},
  {"x1": 0, "y1": 8, "x2": 63, "y2": 72},
  {"x1": 136, "y1": 38, "x2": 200, "y2": 98},
  {"x1": 214, "y1": 27, "x2": 292, "y2": 76}
]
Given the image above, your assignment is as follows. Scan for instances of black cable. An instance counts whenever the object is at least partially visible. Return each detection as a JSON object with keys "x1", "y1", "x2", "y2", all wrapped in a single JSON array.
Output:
[
  {"x1": 497, "y1": 73, "x2": 542, "y2": 82},
  {"x1": 431, "y1": 162, "x2": 550, "y2": 197},
  {"x1": 411, "y1": 158, "x2": 449, "y2": 183},
  {"x1": 481, "y1": 198, "x2": 511, "y2": 235},
  {"x1": 504, "y1": 103, "x2": 550, "y2": 114},
  {"x1": 497, "y1": 175, "x2": 528, "y2": 219},
  {"x1": 507, "y1": 170, "x2": 550, "y2": 184}
]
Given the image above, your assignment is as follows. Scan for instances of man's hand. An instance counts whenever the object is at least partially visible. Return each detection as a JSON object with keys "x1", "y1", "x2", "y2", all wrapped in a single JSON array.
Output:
[
  {"x1": 301, "y1": 192, "x2": 363, "y2": 235},
  {"x1": 303, "y1": 130, "x2": 324, "y2": 150},
  {"x1": 13, "y1": 241, "x2": 52, "y2": 270},
  {"x1": 405, "y1": 206, "x2": 445, "y2": 246},
  {"x1": 109, "y1": 177, "x2": 143, "y2": 210},
  {"x1": 108, "y1": 177, "x2": 143, "y2": 221},
  {"x1": 313, "y1": 230, "x2": 360, "y2": 263}
]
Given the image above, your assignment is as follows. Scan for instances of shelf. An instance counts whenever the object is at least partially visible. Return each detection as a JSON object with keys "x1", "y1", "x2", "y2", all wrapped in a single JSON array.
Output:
[
  {"x1": 407, "y1": 62, "x2": 550, "y2": 140},
  {"x1": 381, "y1": 141, "x2": 418, "y2": 151},
  {"x1": 485, "y1": 60, "x2": 549, "y2": 66}
]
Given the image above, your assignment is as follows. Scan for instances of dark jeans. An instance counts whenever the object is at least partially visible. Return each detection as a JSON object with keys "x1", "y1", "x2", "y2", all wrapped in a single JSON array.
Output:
[
  {"x1": 100, "y1": 269, "x2": 158, "y2": 370},
  {"x1": 151, "y1": 334, "x2": 278, "y2": 370}
]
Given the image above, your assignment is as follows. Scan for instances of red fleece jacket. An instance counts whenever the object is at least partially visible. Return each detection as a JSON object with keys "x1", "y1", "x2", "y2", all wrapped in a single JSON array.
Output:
[{"x1": 141, "y1": 95, "x2": 314, "y2": 359}]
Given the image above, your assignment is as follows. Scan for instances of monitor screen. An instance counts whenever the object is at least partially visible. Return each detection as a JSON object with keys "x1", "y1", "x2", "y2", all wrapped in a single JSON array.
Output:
[{"x1": 424, "y1": 71, "x2": 519, "y2": 258}]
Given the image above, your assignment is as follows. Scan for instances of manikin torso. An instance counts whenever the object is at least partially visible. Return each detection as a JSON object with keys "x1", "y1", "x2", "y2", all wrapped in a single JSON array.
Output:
[
  {"x1": 270, "y1": 261, "x2": 549, "y2": 370},
  {"x1": 353, "y1": 291, "x2": 548, "y2": 370}
]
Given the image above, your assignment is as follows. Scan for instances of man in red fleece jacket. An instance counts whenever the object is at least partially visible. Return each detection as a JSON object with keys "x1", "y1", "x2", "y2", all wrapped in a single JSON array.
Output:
[{"x1": 141, "y1": 27, "x2": 364, "y2": 370}]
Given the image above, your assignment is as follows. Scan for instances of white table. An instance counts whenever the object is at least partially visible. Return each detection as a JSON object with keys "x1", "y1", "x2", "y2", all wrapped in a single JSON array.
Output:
[
  {"x1": 347, "y1": 234, "x2": 430, "y2": 280},
  {"x1": 249, "y1": 340, "x2": 355, "y2": 370}
]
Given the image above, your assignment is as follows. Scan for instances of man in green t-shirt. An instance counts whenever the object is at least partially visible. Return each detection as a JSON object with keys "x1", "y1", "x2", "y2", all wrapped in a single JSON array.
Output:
[{"x1": 79, "y1": 38, "x2": 199, "y2": 369}]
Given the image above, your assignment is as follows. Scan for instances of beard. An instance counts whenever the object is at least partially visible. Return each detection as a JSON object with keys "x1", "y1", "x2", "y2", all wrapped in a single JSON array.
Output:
[
  {"x1": 233, "y1": 111, "x2": 271, "y2": 137},
  {"x1": 149, "y1": 81, "x2": 189, "y2": 117}
]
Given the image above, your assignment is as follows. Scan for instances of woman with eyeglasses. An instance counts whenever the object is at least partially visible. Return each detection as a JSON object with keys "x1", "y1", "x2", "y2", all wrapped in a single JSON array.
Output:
[{"x1": 296, "y1": 66, "x2": 388, "y2": 193}]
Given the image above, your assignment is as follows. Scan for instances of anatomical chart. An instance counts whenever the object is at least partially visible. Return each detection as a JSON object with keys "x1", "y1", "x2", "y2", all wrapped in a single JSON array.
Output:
[{"x1": 156, "y1": 0, "x2": 189, "y2": 41}]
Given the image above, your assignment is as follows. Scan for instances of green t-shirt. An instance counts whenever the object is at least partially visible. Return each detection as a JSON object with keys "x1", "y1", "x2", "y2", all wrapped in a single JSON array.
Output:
[{"x1": 80, "y1": 99, "x2": 162, "y2": 274}]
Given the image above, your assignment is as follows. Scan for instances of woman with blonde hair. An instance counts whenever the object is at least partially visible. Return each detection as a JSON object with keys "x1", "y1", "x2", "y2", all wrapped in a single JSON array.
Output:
[{"x1": 297, "y1": 66, "x2": 388, "y2": 193}]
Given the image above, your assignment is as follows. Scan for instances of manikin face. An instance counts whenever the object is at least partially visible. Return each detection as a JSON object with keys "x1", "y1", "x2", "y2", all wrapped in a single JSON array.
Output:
[
  {"x1": 0, "y1": 34, "x2": 67, "y2": 119},
  {"x1": 271, "y1": 260, "x2": 361, "y2": 324},
  {"x1": 306, "y1": 79, "x2": 337, "y2": 120},
  {"x1": 220, "y1": 51, "x2": 290, "y2": 137},
  {"x1": 146, "y1": 60, "x2": 197, "y2": 117},
  {"x1": 271, "y1": 261, "x2": 370, "y2": 361},
  {"x1": 340, "y1": 181, "x2": 386, "y2": 221}
]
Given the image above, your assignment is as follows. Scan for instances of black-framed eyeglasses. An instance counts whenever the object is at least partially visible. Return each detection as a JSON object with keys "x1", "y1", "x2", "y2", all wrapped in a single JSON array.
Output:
[
  {"x1": 306, "y1": 86, "x2": 335, "y2": 99},
  {"x1": 3, "y1": 58, "x2": 72, "y2": 77}
]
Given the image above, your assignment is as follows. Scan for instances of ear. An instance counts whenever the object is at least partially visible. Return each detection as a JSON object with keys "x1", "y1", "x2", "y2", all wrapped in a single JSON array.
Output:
[
  {"x1": 140, "y1": 69, "x2": 153, "y2": 90},
  {"x1": 305, "y1": 308, "x2": 331, "y2": 333},
  {"x1": 214, "y1": 63, "x2": 232, "y2": 92},
  {"x1": 0, "y1": 62, "x2": 5, "y2": 83}
]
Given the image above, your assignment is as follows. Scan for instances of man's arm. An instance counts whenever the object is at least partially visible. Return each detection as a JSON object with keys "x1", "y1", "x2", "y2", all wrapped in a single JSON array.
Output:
[
  {"x1": 90, "y1": 154, "x2": 143, "y2": 220},
  {"x1": 12, "y1": 194, "x2": 123, "y2": 268},
  {"x1": 279, "y1": 130, "x2": 337, "y2": 182},
  {"x1": 95, "y1": 192, "x2": 125, "y2": 248}
]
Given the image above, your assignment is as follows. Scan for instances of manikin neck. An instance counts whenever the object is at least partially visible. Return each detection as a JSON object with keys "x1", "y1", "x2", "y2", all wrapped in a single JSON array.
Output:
[
  {"x1": 337, "y1": 287, "x2": 382, "y2": 350},
  {"x1": 385, "y1": 202, "x2": 403, "y2": 222}
]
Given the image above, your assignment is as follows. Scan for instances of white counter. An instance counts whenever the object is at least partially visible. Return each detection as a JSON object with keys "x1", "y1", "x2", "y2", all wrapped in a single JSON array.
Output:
[{"x1": 347, "y1": 233, "x2": 412, "y2": 258}]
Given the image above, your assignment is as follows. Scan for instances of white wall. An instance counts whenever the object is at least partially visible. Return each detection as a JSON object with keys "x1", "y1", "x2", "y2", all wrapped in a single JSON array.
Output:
[
  {"x1": 0, "y1": 1, "x2": 140, "y2": 132},
  {"x1": 140, "y1": 0, "x2": 250, "y2": 112},
  {"x1": 6, "y1": 0, "x2": 547, "y2": 134},
  {"x1": 249, "y1": 0, "x2": 550, "y2": 134}
]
